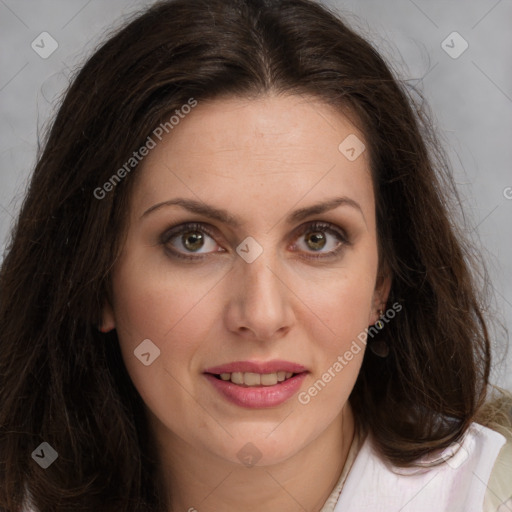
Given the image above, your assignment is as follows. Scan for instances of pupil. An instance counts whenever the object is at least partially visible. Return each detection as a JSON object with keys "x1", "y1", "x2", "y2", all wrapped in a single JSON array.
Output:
[
  {"x1": 183, "y1": 231, "x2": 204, "y2": 251},
  {"x1": 307, "y1": 232, "x2": 326, "y2": 250}
]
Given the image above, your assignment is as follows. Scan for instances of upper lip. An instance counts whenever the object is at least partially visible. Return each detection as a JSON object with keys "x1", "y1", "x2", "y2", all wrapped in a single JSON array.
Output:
[{"x1": 204, "y1": 360, "x2": 308, "y2": 375}]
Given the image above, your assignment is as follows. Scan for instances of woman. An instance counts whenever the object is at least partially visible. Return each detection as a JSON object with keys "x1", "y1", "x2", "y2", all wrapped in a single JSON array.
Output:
[{"x1": 0, "y1": 0, "x2": 510, "y2": 510}]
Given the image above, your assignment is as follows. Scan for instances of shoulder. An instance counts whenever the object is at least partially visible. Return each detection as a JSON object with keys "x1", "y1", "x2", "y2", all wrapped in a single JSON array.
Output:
[{"x1": 334, "y1": 422, "x2": 507, "y2": 512}]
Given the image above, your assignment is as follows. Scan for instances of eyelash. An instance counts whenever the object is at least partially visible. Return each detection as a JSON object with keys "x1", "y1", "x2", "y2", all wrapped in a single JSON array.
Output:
[{"x1": 160, "y1": 221, "x2": 350, "y2": 261}]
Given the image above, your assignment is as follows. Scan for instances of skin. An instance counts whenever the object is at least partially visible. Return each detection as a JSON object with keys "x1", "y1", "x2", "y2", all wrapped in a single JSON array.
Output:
[{"x1": 103, "y1": 93, "x2": 390, "y2": 512}]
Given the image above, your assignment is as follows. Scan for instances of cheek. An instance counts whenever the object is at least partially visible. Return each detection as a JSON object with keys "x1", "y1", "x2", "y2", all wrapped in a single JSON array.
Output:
[
  {"x1": 109, "y1": 253, "x2": 217, "y2": 380},
  {"x1": 111, "y1": 251, "x2": 218, "y2": 341},
  {"x1": 110, "y1": 258, "x2": 222, "y2": 418},
  {"x1": 295, "y1": 269, "x2": 373, "y2": 413},
  {"x1": 295, "y1": 250, "x2": 378, "y2": 347}
]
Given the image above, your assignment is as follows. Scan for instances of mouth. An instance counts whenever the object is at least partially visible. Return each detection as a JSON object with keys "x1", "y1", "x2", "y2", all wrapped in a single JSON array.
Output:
[
  {"x1": 203, "y1": 361, "x2": 309, "y2": 408},
  {"x1": 207, "y1": 371, "x2": 301, "y2": 387}
]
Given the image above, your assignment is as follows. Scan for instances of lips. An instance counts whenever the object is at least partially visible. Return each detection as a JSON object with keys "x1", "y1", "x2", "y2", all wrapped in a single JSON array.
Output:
[
  {"x1": 205, "y1": 372, "x2": 308, "y2": 408},
  {"x1": 204, "y1": 360, "x2": 309, "y2": 408},
  {"x1": 204, "y1": 360, "x2": 308, "y2": 375}
]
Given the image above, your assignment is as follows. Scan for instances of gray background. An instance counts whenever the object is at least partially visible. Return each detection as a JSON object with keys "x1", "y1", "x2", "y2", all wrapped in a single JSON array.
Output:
[{"x1": 1, "y1": 0, "x2": 511, "y2": 391}]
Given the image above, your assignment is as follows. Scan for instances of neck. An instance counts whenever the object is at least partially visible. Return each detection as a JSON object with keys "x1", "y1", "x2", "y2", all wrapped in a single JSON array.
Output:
[{"x1": 151, "y1": 404, "x2": 356, "y2": 512}]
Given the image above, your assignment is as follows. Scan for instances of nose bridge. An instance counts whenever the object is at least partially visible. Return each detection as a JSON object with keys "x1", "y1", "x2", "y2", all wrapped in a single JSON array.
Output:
[
  {"x1": 226, "y1": 244, "x2": 294, "y2": 338},
  {"x1": 243, "y1": 254, "x2": 281, "y2": 303}
]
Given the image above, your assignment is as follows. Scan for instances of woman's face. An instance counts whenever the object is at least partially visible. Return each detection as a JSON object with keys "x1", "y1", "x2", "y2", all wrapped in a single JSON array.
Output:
[{"x1": 104, "y1": 93, "x2": 389, "y2": 466}]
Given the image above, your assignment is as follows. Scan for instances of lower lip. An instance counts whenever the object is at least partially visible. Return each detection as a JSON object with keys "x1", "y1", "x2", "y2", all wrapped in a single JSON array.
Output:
[{"x1": 204, "y1": 372, "x2": 308, "y2": 408}]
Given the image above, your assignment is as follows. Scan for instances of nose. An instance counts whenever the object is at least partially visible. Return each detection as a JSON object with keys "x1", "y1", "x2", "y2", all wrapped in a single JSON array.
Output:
[{"x1": 223, "y1": 253, "x2": 295, "y2": 341}]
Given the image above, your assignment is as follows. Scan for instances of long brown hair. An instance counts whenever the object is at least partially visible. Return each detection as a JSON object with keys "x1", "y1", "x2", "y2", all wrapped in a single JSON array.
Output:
[{"x1": 0, "y1": 0, "x2": 506, "y2": 510}]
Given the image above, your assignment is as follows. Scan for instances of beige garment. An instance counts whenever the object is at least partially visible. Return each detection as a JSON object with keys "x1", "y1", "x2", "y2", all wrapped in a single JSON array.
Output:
[
  {"x1": 482, "y1": 424, "x2": 512, "y2": 512},
  {"x1": 320, "y1": 424, "x2": 512, "y2": 512}
]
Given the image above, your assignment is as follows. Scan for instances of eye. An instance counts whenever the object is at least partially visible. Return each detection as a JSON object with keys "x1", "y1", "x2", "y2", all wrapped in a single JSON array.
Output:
[
  {"x1": 161, "y1": 223, "x2": 224, "y2": 260},
  {"x1": 290, "y1": 221, "x2": 348, "y2": 258}
]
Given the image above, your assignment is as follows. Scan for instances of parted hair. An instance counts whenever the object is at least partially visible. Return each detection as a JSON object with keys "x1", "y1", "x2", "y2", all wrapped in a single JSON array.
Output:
[{"x1": 0, "y1": 0, "x2": 507, "y2": 510}]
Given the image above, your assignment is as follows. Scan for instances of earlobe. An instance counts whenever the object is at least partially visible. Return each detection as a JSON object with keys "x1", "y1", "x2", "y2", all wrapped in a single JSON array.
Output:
[{"x1": 99, "y1": 299, "x2": 116, "y2": 333}]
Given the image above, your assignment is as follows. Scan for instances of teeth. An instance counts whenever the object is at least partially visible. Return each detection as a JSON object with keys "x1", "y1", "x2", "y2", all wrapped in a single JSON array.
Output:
[
  {"x1": 260, "y1": 373, "x2": 277, "y2": 385},
  {"x1": 231, "y1": 372, "x2": 244, "y2": 385},
  {"x1": 217, "y1": 371, "x2": 296, "y2": 386}
]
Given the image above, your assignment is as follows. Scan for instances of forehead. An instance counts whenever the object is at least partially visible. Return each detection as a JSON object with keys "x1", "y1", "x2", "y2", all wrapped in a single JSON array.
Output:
[{"x1": 131, "y1": 93, "x2": 375, "y2": 226}]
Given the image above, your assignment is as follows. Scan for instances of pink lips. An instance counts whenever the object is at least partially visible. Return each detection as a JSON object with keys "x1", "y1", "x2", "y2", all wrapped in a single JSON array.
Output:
[
  {"x1": 204, "y1": 360, "x2": 308, "y2": 408},
  {"x1": 204, "y1": 360, "x2": 307, "y2": 375}
]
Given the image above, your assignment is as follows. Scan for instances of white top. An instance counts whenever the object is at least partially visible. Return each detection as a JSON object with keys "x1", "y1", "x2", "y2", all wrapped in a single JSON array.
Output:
[{"x1": 321, "y1": 422, "x2": 510, "y2": 512}]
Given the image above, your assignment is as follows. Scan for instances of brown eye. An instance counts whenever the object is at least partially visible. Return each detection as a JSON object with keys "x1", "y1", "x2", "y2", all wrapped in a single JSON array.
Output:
[
  {"x1": 305, "y1": 231, "x2": 326, "y2": 251},
  {"x1": 182, "y1": 231, "x2": 204, "y2": 252},
  {"x1": 162, "y1": 222, "x2": 223, "y2": 260},
  {"x1": 291, "y1": 221, "x2": 349, "y2": 259}
]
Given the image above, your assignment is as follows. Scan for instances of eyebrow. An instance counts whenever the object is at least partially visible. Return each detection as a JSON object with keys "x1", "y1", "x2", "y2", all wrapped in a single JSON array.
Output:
[{"x1": 141, "y1": 196, "x2": 365, "y2": 226}]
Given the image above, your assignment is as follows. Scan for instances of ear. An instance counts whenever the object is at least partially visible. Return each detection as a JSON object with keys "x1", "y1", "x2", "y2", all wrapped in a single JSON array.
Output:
[
  {"x1": 99, "y1": 298, "x2": 116, "y2": 333},
  {"x1": 369, "y1": 268, "x2": 392, "y2": 325}
]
